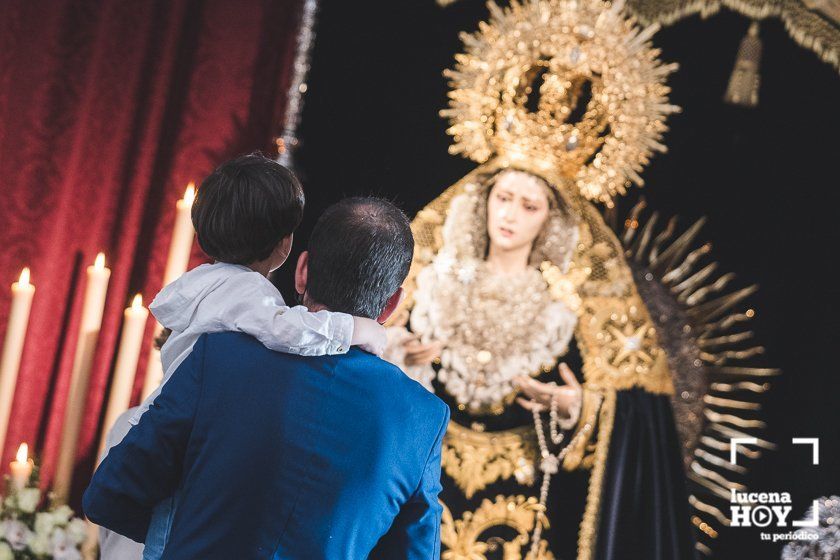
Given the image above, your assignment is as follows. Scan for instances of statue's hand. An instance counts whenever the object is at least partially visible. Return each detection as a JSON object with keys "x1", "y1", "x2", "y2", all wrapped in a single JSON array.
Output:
[
  {"x1": 402, "y1": 338, "x2": 443, "y2": 366},
  {"x1": 515, "y1": 363, "x2": 582, "y2": 419}
]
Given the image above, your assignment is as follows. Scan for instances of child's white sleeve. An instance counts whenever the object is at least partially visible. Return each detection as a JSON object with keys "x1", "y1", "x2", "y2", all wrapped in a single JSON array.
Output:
[
  {"x1": 228, "y1": 279, "x2": 354, "y2": 356},
  {"x1": 249, "y1": 304, "x2": 354, "y2": 356}
]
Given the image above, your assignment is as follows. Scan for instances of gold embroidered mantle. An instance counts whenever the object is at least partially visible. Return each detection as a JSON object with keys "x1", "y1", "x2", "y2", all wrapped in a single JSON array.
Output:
[
  {"x1": 441, "y1": 495, "x2": 555, "y2": 560},
  {"x1": 442, "y1": 421, "x2": 538, "y2": 499}
]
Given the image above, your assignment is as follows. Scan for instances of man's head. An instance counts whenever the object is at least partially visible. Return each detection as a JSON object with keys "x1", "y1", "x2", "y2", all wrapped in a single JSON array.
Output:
[
  {"x1": 295, "y1": 197, "x2": 414, "y2": 322},
  {"x1": 192, "y1": 153, "x2": 304, "y2": 271}
]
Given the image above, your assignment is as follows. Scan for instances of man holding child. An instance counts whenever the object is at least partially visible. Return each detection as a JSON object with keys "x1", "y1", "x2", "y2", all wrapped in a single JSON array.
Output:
[{"x1": 84, "y1": 154, "x2": 449, "y2": 559}]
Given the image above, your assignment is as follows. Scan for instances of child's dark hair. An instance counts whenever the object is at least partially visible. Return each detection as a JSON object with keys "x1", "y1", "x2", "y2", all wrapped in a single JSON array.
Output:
[{"x1": 191, "y1": 153, "x2": 305, "y2": 264}]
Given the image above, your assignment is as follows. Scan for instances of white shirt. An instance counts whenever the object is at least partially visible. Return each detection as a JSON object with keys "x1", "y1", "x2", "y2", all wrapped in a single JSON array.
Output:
[
  {"x1": 99, "y1": 262, "x2": 354, "y2": 560},
  {"x1": 130, "y1": 262, "x2": 353, "y2": 424},
  {"x1": 97, "y1": 410, "x2": 145, "y2": 560}
]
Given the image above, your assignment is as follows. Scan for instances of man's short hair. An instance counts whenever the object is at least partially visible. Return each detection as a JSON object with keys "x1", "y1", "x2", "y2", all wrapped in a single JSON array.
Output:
[
  {"x1": 192, "y1": 153, "x2": 304, "y2": 264},
  {"x1": 306, "y1": 197, "x2": 414, "y2": 319}
]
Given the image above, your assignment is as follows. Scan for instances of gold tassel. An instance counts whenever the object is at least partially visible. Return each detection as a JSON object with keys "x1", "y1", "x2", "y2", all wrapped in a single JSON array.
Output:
[{"x1": 724, "y1": 22, "x2": 762, "y2": 107}]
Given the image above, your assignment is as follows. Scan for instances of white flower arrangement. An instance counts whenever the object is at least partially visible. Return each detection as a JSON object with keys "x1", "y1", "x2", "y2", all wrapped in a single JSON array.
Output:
[
  {"x1": 0, "y1": 467, "x2": 84, "y2": 560},
  {"x1": 782, "y1": 496, "x2": 840, "y2": 560}
]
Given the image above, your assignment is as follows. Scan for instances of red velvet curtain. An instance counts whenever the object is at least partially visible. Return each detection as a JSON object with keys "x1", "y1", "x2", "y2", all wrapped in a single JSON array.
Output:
[{"x1": 0, "y1": 0, "x2": 303, "y2": 505}]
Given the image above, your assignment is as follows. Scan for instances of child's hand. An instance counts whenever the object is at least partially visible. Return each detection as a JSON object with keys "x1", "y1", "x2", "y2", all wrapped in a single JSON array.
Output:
[{"x1": 351, "y1": 317, "x2": 388, "y2": 356}]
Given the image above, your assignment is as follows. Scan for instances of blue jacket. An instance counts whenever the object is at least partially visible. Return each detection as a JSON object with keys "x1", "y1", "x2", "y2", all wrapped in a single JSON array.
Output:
[{"x1": 84, "y1": 332, "x2": 449, "y2": 559}]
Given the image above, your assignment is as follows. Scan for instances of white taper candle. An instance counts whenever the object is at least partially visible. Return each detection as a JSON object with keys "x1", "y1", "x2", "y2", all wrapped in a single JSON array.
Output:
[
  {"x1": 0, "y1": 268, "x2": 35, "y2": 459},
  {"x1": 142, "y1": 183, "x2": 196, "y2": 400},
  {"x1": 54, "y1": 253, "x2": 111, "y2": 502},
  {"x1": 98, "y1": 294, "x2": 148, "y2": 459}
]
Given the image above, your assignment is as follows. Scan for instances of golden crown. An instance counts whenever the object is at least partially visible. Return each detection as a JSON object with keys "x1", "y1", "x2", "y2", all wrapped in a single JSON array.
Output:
[{"x1": 441, "y1": 0, "x2": 680, "y2": 205}]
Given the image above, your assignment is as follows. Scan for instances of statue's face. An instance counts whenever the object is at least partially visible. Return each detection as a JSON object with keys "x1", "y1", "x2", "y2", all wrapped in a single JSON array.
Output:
[{"x1": 486, "y1": 171, "x2": 550, "y2": 254}]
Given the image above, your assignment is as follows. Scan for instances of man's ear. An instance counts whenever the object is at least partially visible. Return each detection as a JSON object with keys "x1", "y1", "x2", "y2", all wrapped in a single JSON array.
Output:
[
  {"x1": 294, "y1": 251, "x2": 309, "y2": 296},
  {"x1": 377, "y1": 287, "x2": 405, "y2": 324}
]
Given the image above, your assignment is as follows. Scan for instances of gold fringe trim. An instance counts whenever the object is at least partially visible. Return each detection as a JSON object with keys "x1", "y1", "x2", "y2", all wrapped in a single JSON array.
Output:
[
  {"x1": 576, "y1": 389, "x2": 617, "y2": 560},
  {"x1": 562, "y1": 389, "x2": 604, "y2": 471},
  {"x1": 437, "y1": 0, "x2": 840, "y2": 73},
  {"x1": 625, "y1": 0, "x2": 840, "y2": 72}
]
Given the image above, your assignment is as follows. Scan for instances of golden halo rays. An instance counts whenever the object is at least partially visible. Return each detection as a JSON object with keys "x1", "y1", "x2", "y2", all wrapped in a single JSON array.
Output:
[{"x1": 441, "y1": 0, "x2": 681, "y2": 205}]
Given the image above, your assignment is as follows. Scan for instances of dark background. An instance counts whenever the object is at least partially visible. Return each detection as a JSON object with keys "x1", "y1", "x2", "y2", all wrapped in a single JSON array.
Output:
[{"x1": 274, "y1": 1, "x2": 840, "y2": 557}]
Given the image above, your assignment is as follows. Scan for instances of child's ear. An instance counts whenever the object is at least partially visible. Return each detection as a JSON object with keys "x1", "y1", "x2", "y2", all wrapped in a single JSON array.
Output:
[
  {"x1": 280, "y1": 234, "x2": 293, "y2": 255},
  {"x1": 272, "y1": 235, "x2": 293, "y2": 270},
  {"x1": 294, "y1": 251, "x2": 309, "y2": 296},
  {"x1": 266, "y1": 235, "x2": 294, "y2": 273}
]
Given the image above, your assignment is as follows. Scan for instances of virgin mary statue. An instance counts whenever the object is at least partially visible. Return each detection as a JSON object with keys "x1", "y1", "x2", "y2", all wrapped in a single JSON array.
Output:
[{"x1": 383, "y1": 1, "x2": 700, "y2": 558}]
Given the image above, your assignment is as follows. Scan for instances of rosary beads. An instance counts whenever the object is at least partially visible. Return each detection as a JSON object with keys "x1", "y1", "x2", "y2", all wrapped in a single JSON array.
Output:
[{"x1": 527, "y1": 399, "x2": 592, "y2": 559}]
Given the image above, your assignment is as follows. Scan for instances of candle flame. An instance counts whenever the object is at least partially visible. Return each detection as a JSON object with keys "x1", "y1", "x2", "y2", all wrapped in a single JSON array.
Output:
[
  {"x1": 16, "y1": 443, "x2": 27, "y2": 463},
  {"x1": 19, "y1": 267, "x2": 30, "y2": 286},
  {"x1": 183, "y1": 183, "x2": 196, "y2": 205},
  {"x1": 132, "y1": 293, "x2": 143, "y2": 308},
  {"x1": 94, "y1": 252, "x2": 106, "y2": 270}
]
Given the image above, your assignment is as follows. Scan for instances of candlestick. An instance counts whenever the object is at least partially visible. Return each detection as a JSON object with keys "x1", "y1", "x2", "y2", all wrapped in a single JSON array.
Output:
[
  {"x1": 142, "y1": 183, "x2": 196, "y2": 399},
  {"x1": 10, "y1": 442, "x2": 34, "y2": 491},
  {"x1": 0, "y1": 268, "x2": 35, "y2": 459},
  {"x1": 98, "y1": 295, "x2": 149, "y2": 459},
  {"x1": 164, "y1": 183, "x2": 196, "y2": 286},
  {"x1": 54, "y1": 253, "x2": 111, "y2": 502}
]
